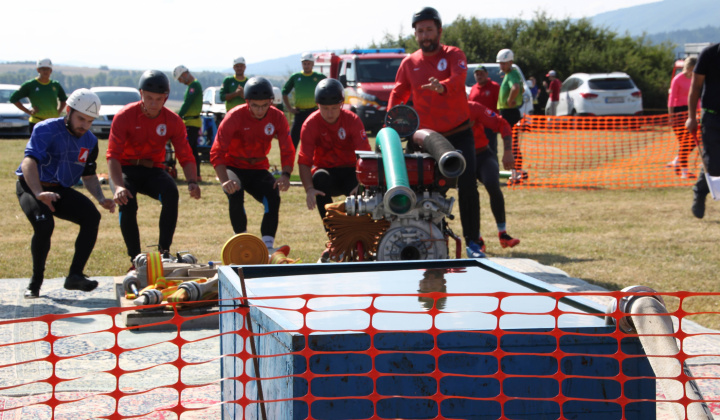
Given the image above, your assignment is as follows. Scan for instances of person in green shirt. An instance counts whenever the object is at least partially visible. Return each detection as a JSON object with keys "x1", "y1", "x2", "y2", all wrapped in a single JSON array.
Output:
[
  {"x1": 220, "y1": 57, "x2": 248, "y2": 112},
  {"x1": 282, "y1": 52, "x2": 326, "y2": 149},
  {"x1": 10, "y1": 58, "x2": 67, "y2": 135},
  {"x1": 496, "y1": 48, "x2": 527, "y2": 185},
  {"x1": 174, "y1": 65, "x2": 204, "y2": 180}
]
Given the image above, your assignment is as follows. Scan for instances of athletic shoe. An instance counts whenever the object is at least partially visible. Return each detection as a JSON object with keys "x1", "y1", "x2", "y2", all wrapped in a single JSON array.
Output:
[
  {"x1": 24, "y1": 288, "x2": 40, "y2": 299},
  {"x1": 476, "y1": 237, "x2": 486, "y2": 253},
  {"x1": 64, "y1": 274, "x2": 99, "y2": 292},
  {"x1": 692, "y1": 190, "x2": 706, "y2": 219},
  {"x1": 466, "y1": 241, "x2": 486, "y2": 258},
  {"x1": 499, "y1": 232, "x2": 520, "y2": 248},
  {"x1": 317, "y1": 245, "x2": 332, "y2": 263}
]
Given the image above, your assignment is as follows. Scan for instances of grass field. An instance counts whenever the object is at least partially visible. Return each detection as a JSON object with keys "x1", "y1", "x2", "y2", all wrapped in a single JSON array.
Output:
[{"x1": 1, "y1": 135, "x2": 719, "y2": 328}]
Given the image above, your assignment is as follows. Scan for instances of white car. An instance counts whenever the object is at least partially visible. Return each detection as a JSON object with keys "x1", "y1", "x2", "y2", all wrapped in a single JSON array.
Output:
[
  {"x1": 556, "y1": 72, "x2": 643, "y2": 116},
  {"x1": 90, "y1": 86, "x2": 141, "y2": 138},
  {"x1": 0, "y1": 84, "x2": 31, "y2": 137},
  {"x1": 465, "y1": 63, "x2": 534, "y2": 116},
  {"x1": 202, "y1": 86, "x2": 225, "y2": 125}
]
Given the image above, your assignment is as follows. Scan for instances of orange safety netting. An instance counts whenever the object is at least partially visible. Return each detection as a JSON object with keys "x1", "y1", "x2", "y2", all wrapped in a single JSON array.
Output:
[
  {"x1": 509, "y1": 111, "x2": 702, "y2": 189},
  {"x1": 0, "y1": 291, "x2": 719, "y2": 419}
]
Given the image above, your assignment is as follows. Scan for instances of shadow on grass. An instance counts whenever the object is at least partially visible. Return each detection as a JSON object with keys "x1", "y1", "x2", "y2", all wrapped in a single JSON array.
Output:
[{"x1": 504, "y1": 251, "x2": 595, "y2": 265}]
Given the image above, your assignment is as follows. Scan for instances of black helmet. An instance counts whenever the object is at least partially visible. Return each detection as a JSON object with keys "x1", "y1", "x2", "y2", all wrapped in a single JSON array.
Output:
[
  {"x1": 314, "y1": 79, "x2": 344, "y2": 105},
  {"x1": 244, "y1": 77, "x2": 274, "y2": 101},
  {"x1": 412, "y1": 7, "x2": 441, "y2": 28},
  {"x1": 138, "y1": 70, "x2": 170, "y2": 94}
]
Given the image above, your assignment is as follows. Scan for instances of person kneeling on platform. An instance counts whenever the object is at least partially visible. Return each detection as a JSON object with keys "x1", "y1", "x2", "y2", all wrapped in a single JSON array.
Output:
[{"x1": 298, "y1": 79, "x2": 372, "y2": 262}]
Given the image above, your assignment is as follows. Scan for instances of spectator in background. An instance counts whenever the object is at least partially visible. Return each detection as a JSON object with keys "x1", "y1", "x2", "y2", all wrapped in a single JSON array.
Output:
[
  {"x1": 16, "y1": 89, "x2": 115, "y2": 298},
  {"x1": 468, "y1": 100, "x2": 520, "y2": 253},
  {"x1": 107, "y1": 70, "x2": 201, "y2": 265},
  {"x1": 687, "y1": 43, "x2": 720, "y2": 219},
  {"x1": 496, "y1": 48, "x2": 527, "y2": 185},
  {"x1": 210, "y1": 77, "x2": 295, "y2": 249},
  {"x1": 11, "y1": 58, "x2": 67, "y2": 135},
  {"x1": 468, "y1": 66, "x2": 500, "y2": 156},
  {"x1": 298, "y1": 79, "x2": 371, "y2": 261},
  {"x1": 220, "y1": 57, "x2": 248, "y2": 112},
  {"x1": 272, "y1": 86, "x2": 284, "y2": 112},
  {"x1": 537, "y1": 80, "x2": 549, "y2": 115},
  {"x1": 174, "y1": 65, "x2": 204, "y2": 180},
  {"x1": 667, "y1": 57, "x2": 698, "y2": 179},
  {"x1": 283, "y1": 52, "x2": 326, "y2": 149},
  {"x1": 528, "y1": 76, "x2": 541, "y2": 115},
  {"x1": 389, "y1": 6, "x2": 483, "y2": 258},
  {"x1": 545, "y1": 70, "x2": 561, "y2": 116}
]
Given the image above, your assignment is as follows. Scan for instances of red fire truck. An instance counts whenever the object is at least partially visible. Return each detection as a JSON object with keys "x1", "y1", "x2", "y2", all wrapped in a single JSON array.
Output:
[{"x1": 313, "y1": 48, "x2": 407, "y2": 135}]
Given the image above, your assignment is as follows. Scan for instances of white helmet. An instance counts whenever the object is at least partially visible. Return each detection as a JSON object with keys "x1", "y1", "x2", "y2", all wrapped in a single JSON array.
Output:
[
  {"x1": 301, "y1": 52, "x2": 314, "y2": 62},
  {"x1": 37, "y1": 58, "x2": 53, "y2": 69},
  {"x1": 67, "y1": 88, "x2": 101, "y2": 119},
  {"x1": 272, "y1": 86, "x2": 282, "y2": 105},
  {"x1": 233, "y1": 56, "x2": 246, "y2": 65},
  {"x1": 496, "y1": 49, "x2": 514, "y2": 63},
  {"x1": 173, "y1": 65, "x2": 189, "y2": 81}
]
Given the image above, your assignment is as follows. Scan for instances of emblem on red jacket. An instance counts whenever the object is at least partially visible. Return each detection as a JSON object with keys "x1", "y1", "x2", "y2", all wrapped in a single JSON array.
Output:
[
  {"x1": 156, "y1": 124, "x2": 167, "y2": 136},
  {"x1": 437, "y1": 58, "x2": 447, "y2": 72},
  {"x1": 264, "y1": 123, "x2": 275, "y2": 136},
  {"x1": 338, "y1": 127, "x2": 346, "y2": 140}
]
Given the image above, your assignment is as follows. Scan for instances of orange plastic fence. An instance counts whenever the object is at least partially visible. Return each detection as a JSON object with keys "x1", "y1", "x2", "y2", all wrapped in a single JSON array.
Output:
[
  {"x1": 509, "y1": 111, "x2": 702, "y2": 189},
  {"x1": 0, "y1": 291, "x2": 718, "y2": 419}
]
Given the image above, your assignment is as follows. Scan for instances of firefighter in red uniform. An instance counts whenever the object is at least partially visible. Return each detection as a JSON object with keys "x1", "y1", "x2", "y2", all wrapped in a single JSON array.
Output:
[
  {"x1": 107, "y1": 70, "x2": 201, "y2": 264},
  {"x1": 210, "y1": 77, "x2": 295, "y2": 250},
  {"x1": 299, "y1": 79, "x2": 371, "y2": 219},
  {"x1": 468, "y1": 101, "x2": 521, "y2": 252},
  {"x1": 388, "y1": 6, "x2": 483, "y2": 258}
]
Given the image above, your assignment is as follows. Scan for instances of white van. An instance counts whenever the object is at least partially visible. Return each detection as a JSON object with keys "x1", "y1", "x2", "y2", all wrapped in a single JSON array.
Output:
[{"x1": 465, "y1": 63, "x2": 533, "y2": 116}]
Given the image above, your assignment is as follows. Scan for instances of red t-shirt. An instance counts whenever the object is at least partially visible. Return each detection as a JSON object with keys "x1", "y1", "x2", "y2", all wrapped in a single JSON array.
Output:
[
  {"x1": 389, "y1": 45, "x2": 470, "y2": 133},
  {"x1": 298, "y1": 109, "x2": 371, "y2": 169},
  {"x1": 468, "y1": 80, "x2": 500, "y2": 112},
  {"x1": 468, "y1": 101, "x2": 512, "y2": 149},
  {"x1": 106, "y1": 102, "x2": 195, "y2": 168},
  {"x1": 548, "y1": 79, "x2": 562, "y2": 102},
  {"x1": 210, "y1": 104, "x2": 295, "y2": 170}
]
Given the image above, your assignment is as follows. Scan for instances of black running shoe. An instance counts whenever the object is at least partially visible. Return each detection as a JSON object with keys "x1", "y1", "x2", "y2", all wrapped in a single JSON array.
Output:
[{"x1": 64, "y1": 274, "x2": 99, "y2": 292}]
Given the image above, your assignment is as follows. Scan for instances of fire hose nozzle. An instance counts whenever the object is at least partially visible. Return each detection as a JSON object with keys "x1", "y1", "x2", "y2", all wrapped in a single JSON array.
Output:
[{"x1": 605, "y1": 285, "x2": 666, "y2": 333}]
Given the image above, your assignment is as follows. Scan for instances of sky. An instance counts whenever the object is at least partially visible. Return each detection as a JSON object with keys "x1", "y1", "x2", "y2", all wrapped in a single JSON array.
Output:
[{"x1": 2, "y1": 0, "x2": 660, "y2": 71}]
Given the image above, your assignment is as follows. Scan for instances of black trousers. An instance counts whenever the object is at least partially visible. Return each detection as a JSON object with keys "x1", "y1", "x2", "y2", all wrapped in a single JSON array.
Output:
[
  {"x1": 16, "y1": 179, "x2": 101, "y2": 290},
  {"x1": 224, "y1": 167, "x2": 281, "y2": 237},
  {"x1": 291, "y1": 108, "x2": 317, "y2": 149},
  {"x1": 117, "y1": 166, "x2": 179, "y2": 259},
  {"x1": 694, "y1": 112, "x2": 720, "y2": 196},
  {"x1": 475, "y1": 148, "x2": 506, "y2": 226},
  {"x1": 500, "y1": 108, "x2": 523, "y2": 169},
  {"x1": 312, "y1": 167, "x2": 358, "y2": 220},
  {"x1": 186, "y1": 126, "x2": 201, "y2": 174},
  {"x1": 446, "y1": 127, "x2": 479, "y2": 243}
]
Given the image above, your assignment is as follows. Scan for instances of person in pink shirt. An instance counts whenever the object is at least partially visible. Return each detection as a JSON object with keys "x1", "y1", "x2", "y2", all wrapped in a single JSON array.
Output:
[{"x1": 667, "y1": 57, "x2": 698, "y2": 178}]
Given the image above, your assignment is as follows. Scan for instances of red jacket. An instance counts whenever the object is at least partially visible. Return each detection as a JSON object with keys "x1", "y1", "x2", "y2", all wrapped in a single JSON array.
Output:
[
  {"x1": 389, "y1": 45, "x2": 470, "y2": 133},
  {"x1": 468, "y1": 101, "x2": 512, "y2": 149},
  {"x1": 468, "y1": 80, "x2": 500, "y2": 113},
  {"x1": 107, "y1": 102, "x2": 195, "y2": 168},
  {"x1": 298, "y1": 109, "x2": 371, "y2": 169},
  {"x1": 210, "y1": 104, "x2": 295, "y2": 170}
]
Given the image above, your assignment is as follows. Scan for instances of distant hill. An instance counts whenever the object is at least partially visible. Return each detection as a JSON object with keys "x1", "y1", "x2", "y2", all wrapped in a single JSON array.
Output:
[
  {"x1": 590, "y1": 0, "x2": 720, "y2": 36},
  {"x1": 647, "y1": 26, "x2": 720, "y2": 57}
]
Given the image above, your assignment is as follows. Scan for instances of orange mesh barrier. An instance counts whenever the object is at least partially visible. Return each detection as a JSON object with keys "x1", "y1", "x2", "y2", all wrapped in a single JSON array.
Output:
[
  {"x1": 509, "y1": 111, "x2": 702, "y2": 189},
  {"x1": 1, "y1": 291, "x2": 719, "y2": 419}
]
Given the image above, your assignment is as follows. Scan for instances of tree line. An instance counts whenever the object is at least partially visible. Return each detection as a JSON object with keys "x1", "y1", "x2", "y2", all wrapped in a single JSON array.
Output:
[
  {"x1": 372, "y1": 12, "x2": 676, "y2": 112},
  {"x1": 0, "y1": 67, "x2": 229, "y2": 102}
]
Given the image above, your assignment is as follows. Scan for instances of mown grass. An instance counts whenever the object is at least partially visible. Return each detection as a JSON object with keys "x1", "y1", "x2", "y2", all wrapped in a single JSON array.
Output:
[{"x1": 1, "y1": 136, "x2": 719, "y2": 327}]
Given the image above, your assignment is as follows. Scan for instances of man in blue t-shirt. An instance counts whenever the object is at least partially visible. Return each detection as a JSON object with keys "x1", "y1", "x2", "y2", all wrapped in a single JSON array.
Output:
[{"x1": 16, "y1": 89, "x2": 115, "y2": 298}]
